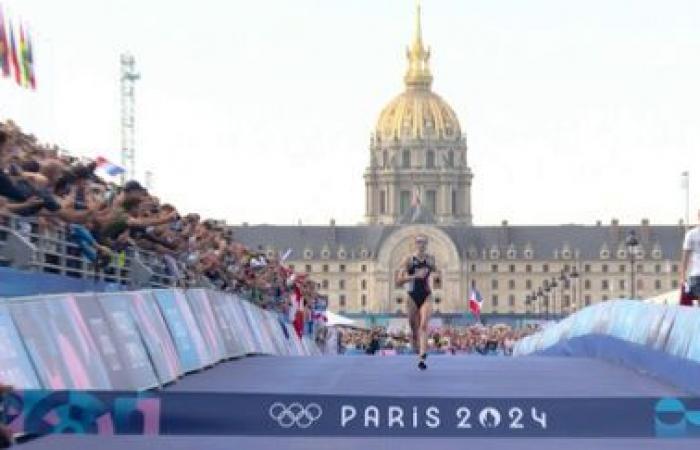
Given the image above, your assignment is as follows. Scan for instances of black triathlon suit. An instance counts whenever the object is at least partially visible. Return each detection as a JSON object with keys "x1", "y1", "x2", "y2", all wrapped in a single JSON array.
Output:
[{"x1": 407, "y1": 255, "x2": 435, "y2": 309}]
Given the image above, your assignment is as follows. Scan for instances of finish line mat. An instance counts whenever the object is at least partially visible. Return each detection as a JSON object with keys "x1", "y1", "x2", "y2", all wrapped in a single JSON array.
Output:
[{"x1": 4, "y1": 390, "x2": 700, "y2": 438}]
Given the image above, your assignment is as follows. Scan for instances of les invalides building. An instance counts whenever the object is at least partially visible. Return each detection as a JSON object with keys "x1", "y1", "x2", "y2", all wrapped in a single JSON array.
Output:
[{"x1": 232, "y1": 4, "x2": 684, "y2": 322}]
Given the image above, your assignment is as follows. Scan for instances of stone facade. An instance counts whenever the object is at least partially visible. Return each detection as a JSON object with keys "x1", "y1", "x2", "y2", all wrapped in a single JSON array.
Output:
[{"x1": 232, "y1": 222, "x2": 685, "y2": 316}]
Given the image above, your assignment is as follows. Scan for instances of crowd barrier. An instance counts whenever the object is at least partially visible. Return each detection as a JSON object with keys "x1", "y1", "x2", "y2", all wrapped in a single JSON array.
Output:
[
  {"x1": 513, "y1": 300, "x2": 700, "y2": 362},
  {"x1": 0, "y1": 289, "x2": 319, "y2": 391},
  {"x1": 513, "y1": 300, "x2": 700, "y2": 392}
]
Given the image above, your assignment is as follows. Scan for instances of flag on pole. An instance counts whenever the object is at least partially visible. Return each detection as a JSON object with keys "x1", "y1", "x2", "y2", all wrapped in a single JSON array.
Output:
[
  {"x1": 0, "y1": 5, "x2": 10, "y2": 78},
  {"x1": 95, "y1": 156, "x2": 126, "y2": 176},
  {"x1": 469, "y1": 286, "x2": 483, "y2": 320},
  {"x1": 25, "y1": 25, "x2": 35, "y2": 89},
  {"x1": 18, "y1": 23, "x2": 29, "y2": 87},
  {"x1": 8, "y1": 19, "x2": 20, "y2": 85}
]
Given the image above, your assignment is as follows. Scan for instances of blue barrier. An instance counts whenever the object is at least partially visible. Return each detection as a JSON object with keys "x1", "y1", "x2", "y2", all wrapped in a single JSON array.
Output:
[
  {"x1": 129, "y1": 291, "x2": 182, "y2": 384},
  {"x1": 96, "y1": 293, "x2": 160, "y2": 390},
  {"x1": 514, "y1": 300, "x2": 700, "y2": 393},
  {"x1": 0, "y1": 289, "x2": 318, "y2": 391},
  {"x1": 536, "y1": 334, "x2": 700, "y2": 395},
  {"x1": 73, "y1": 293, "x2": 151, "y2": 390},
  {"x1": 184, "y1": 289, "x2": 227, "y2": 362},
  {"x1": 0, "y1": 304, "x2": 40, "y2": 388},
  {"x1": 152, "y1": 290, "x2": 210, "y2": 373},
  {"x1": 204, "y1": 290, "x2": 247, "y2": 358},
  {"x1": 9, "y1": 295, "x2": 114, "y2": 389}
]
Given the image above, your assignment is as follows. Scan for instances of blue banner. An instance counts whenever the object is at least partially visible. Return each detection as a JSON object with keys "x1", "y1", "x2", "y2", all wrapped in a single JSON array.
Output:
[{"x1": 6, "y1": 390, "x2": 700, "y2": 438}]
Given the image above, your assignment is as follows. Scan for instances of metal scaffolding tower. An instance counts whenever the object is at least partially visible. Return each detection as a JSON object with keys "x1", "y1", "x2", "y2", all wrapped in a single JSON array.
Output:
[{"x1": 120, "y1": 53, "x2": 140, "y2": 184}]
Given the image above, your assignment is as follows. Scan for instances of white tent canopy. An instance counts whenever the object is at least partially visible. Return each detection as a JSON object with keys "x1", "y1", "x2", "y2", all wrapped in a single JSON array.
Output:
[
  {"x1": 325, "y1": 311, "x2": 367, "y2": 329},
  {"x1": 645, "y1": 290, "x2": 679, "y2": 305}
]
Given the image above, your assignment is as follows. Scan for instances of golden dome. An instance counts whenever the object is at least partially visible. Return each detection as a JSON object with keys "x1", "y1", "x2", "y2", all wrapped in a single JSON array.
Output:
[
  {"x1": 376, "y1": 90, "x2": 461, "y2": 141},
  {"x1": 375, "y1": 1, "x2": 462, "y2": 141}
]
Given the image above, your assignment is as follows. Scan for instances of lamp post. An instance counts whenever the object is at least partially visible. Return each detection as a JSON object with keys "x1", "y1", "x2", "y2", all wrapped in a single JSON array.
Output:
[
  {"x1": 570, "y1": 266, "x2": 580, "y2": 313},
  {"x1": 525, "y1": 295, "x2": 532, "y2": 317},
  {"x1": 543, "y1": 280, "x2": 551, "y2": 320},
  {"x1": 550, "y1": 277, "x2": 558, "y2": 319},
  {"x1": 559, "y1": 269, "x2": 568, "y2": 316},
  {"x1": 536, "y1": 288, "x2": 543, "y2": 318},
  {"x1": 626, "y1": 230, "x2": 640, "y2": 299},
  {"x1": 532, "y1": 290, "x2": 539, "y2": 316}
]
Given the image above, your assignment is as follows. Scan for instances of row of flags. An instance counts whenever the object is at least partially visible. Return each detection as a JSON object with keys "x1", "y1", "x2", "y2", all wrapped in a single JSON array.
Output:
[{"x1": 0, "y1": 4, "x2": 36, "y2": 89}]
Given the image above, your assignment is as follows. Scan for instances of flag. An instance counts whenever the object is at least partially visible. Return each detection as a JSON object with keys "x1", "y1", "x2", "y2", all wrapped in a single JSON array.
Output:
[
  {"x1": 95, "y1": 156, "x2": 126, "y2": 176},
  {"x1": 681, "y1": 171, "x2": 689, "y2": 189},
  {"x1": 291, "y1": 284, "x2": 304, "y2": 338},
  {"x1": 287, "y1": 273, "x2": 306, "y2": 338},
  {"x1": 25, "y1": 25, "x2": 35, "y2": 89},
  {"x1": 469, "y1": 287, "x2": 483, "y2": 319},
  {"x1": 8, "y1": 19, "x2": 20, "y2": 85},
  {"x1": 279, "y1": 248, "x2": 293, "y2": 262},
  {"x1": 0, "y1": 5, "x2": 10, "y2": 78},
  {"x1": 18, "y1": 23, "x2": 28, "y2": 87}
]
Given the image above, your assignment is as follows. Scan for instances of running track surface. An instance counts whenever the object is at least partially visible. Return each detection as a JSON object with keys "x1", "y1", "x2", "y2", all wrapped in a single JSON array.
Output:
[{"x1": 19, "y1": 355, "x2": 695, "y2": 450}]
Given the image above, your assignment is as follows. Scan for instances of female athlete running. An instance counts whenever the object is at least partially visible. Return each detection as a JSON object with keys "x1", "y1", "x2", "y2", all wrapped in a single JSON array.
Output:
[{"x1": 396, "y1": 234, "x2": 436, "y2": 370}]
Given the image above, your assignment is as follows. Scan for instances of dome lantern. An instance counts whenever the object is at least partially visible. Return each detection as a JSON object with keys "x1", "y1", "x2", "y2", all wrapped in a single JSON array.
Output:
[{"x1": 405, "y1": 1, "x2": 433, "y2": 90}]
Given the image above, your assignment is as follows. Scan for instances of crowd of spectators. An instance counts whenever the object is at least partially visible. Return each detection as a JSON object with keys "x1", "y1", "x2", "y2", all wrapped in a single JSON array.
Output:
[
  {"x1": 342, "y1": 323, "x2": 541, "y2": 356},
  {"x1": 0, "y1": 120, "x2": 318, "y2": 311}
]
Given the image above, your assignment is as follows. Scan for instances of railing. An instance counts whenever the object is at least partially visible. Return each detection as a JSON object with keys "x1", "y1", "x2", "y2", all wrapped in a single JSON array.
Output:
[{"x1": 0, "y1": 212, "x2": 175, "y2": 289}]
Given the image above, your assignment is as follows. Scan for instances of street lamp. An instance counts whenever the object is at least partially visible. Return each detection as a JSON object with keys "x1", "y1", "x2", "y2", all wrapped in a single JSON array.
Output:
[
  {"x1": 559, "y1": 269, "x2": 568, "y2": 316},
  {"x1": 543, "y1": 280, "x2": 551, "y2": 320},
  {"x1": 525, "y1": 295, "x2": 532, "y2": 316},
  {"x1": 569, "y1": 266, "x2": 580, "y2": 313},
  {"x1": 625, "y1": 230, "x2": 640, "y2": 299},
  {"x1": 532, "y1": 290, "x2": 539, "y2": 316},
  {"x1": 550, "y1": 277, "x2": 559, "y2": 319},
  {"x1": 536, "y1": 288, "x2": 543, "y2": 317}
]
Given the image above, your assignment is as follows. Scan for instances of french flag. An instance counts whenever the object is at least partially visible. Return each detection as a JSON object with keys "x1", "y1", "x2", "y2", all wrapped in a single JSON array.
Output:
[
  {"x1": 469, "y1": 287, "x2": 483, "y2": 320},
  {"x1": 95, "y1": 156, "x2": 125, "y2": 177}
]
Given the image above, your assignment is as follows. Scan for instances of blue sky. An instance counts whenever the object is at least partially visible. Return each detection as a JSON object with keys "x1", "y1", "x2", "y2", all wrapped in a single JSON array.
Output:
[{"x1": 1, "y1": 0, "x2": 699, "y2": 226}]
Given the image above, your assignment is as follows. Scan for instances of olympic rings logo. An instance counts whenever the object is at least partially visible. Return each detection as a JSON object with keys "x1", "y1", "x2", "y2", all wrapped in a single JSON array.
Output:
[{"x1": 268, "y1": 402, "x2": 323, "y2": 428}]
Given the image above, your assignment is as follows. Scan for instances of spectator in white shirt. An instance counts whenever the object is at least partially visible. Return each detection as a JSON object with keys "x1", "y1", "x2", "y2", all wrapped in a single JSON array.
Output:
[{"x1": 680, "y1": 209, "x2": 700, "y2": 300}]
